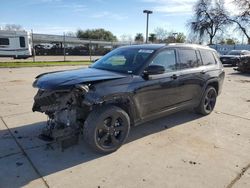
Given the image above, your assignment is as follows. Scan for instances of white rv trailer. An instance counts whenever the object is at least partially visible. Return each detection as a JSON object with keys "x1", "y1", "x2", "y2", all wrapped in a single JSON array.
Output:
[{"x1": 0, "y1": 30, "x2": 32, "y2": 59}]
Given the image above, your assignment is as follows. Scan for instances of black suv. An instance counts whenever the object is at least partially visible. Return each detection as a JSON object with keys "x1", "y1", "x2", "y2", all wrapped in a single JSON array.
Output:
[{"x1": 32, "y1": 44, "x2": 225, "y2": 153}]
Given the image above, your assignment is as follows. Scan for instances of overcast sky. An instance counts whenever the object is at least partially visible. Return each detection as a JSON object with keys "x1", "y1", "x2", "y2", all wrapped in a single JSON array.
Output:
[{"x1": 1, "y1": 0, "x2": 237, "y2": 39}]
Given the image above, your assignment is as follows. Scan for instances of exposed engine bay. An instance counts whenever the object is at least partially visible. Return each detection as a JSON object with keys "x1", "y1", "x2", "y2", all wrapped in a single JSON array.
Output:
[{"x1": 32, "y1": 85, "x2": 90, "y2": 150}]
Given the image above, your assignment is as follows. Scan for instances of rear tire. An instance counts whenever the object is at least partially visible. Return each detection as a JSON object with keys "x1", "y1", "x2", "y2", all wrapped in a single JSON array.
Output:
[
  {"x1": 83, "y1": 105, "x2": 130, "y2": 154},
  {"x1": 195, "y1": 86, "x2": 217, "y2": 115}
]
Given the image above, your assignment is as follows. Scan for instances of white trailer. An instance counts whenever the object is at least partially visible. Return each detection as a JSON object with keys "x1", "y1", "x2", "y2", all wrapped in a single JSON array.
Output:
[{"x1": 0, "y1": 30, "x2": 32, "y2": 59}]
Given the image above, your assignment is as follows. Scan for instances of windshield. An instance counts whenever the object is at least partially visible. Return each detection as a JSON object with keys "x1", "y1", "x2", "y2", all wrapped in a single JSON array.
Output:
[
  {"x1": 227, "y1": 51, "x2": 241, "y2": 55},
  {"x1": 91, "y1": 47, "x2": 154, "y2": 74}
]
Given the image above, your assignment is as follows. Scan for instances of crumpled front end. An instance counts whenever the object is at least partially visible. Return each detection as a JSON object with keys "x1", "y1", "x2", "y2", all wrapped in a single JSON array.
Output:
[
  {"x1": 236, "y1": 57, "x2": 250, "y2": 73},
  {"x1": 32, "y1": 85, "x2": 90, "y2": 149}
]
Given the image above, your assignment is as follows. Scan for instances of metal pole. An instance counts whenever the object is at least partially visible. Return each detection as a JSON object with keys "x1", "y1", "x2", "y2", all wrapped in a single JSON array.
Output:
[
  {"x1": 63, "y1": 32, "x2": 66, "y2": 62},
  {"x1": 146, "y1": 13, "x2": 149, "y2": 43},
  {"x1": 143, "y1": 10, "x2": 153, "y2": 44},
  {"x1": 31, "y1": 29, "x2": 35, "y2": 62},
  {"x1": 89, "y1": 40, "x2": 92, "y2": 62}
]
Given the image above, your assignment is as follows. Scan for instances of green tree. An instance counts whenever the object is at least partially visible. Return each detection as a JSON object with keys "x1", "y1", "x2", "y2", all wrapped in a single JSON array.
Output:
[
  {"x1": 175, "y1": 33, "x2": 186, "y2": 43},
  {"x1": 134, "y1": 33, "x2": 144, "y2": 43},
  {"x1": 148, "y1": 33, "x2": 157, "y2": 43},
  {"x1": 188, "y1": 0, "x2": 229, "y2": 45},
  {"x1": 76, "y1": 28, "x2": 117, "y2": 41},
  {"x1": 218, "y1": 38, "x2": 238, "y2": 45}
]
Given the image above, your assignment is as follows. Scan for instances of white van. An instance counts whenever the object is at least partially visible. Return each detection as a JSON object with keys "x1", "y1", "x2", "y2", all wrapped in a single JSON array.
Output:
[{"x1": 0, "y1": 30, "x2": 32, "y2": 59}]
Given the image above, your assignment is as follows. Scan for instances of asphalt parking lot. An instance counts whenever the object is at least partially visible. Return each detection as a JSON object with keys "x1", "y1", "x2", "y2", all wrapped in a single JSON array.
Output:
[{"x1": 0, "y1": 66, "x2": 250, "y2": 188}]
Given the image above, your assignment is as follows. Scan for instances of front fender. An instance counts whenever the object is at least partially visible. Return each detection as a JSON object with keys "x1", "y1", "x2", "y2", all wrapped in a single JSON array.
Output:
[{"x1": 83, "y1": 92, "x2": 139, "y2": 125}]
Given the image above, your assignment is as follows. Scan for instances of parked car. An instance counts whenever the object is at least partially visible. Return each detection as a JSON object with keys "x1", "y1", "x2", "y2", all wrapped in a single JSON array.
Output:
[
  {"x1": 32, "y1": 44, "x2": 225, "y2": 154},
  {"x1": 220, "y1": 50, "x2": 250, "y2": 66}
]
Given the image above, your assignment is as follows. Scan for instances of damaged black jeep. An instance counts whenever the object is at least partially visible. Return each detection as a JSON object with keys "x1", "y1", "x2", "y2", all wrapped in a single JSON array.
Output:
[{"x1": 33, "y1": 44, "x2": 225, "y2": 154}]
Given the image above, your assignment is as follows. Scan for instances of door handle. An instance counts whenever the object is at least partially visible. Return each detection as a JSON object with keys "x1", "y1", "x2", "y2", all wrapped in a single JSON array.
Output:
[
  {"x1": 200, "y1": 70, "x2": 206, "y2": 74},
  {"x1": 171, "y1": 74, "x2": 178, "y2": 80}
]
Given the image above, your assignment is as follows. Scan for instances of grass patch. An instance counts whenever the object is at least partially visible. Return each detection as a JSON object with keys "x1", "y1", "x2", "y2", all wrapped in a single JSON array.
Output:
[{"x1": 0, "y1": 61, "x2": 91, "y2": 68}]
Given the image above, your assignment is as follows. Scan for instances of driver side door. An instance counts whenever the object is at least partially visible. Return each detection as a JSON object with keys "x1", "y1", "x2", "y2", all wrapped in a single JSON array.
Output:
[{"x1": 133, "y1": 49, "x2": 181, "y2": 119}]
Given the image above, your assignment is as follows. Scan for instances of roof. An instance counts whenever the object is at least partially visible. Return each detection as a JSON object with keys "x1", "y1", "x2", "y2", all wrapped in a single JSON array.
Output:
[
  {"x1": 120, "y1": 44, "x2": 166, "y2": 50},
  {"x1": 0, "y1": 30, "x2": 28, "y2": 36},
  {"x1": 167, "y1": 43, "x2": 214, "y2": 50},
  {"x1": 120, "y1": 43, "x2": 214, "y2": 51}
]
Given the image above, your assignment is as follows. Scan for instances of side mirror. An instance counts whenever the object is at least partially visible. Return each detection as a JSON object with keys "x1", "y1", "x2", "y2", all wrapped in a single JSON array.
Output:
[
  {"x1": 92, "y1": 58, "x2": 99, "y2": 63},
  {"x1": 143, "y1": 65, "x2": 165, "y2": 75}
]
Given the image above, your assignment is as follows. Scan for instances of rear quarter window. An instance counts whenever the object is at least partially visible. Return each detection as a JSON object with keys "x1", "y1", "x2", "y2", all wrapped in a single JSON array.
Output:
[
  {"x1": 178, "y1": 49, "x2": 200, "y2": 69},
  {"x1": 200, "y1": 50, "x2": 216, "y2": 65}
]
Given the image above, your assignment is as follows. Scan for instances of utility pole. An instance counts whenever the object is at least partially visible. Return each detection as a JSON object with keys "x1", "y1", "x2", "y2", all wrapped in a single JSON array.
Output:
[
  {"x1": 143, "y1": 10, "x2": 153, "y2": 44},
  {"x1": 63, "y1": 32, "x2": 66, "y2": 62},
  {"x1": 31, "y1": 29, "x2": 35, "y2": 62}
]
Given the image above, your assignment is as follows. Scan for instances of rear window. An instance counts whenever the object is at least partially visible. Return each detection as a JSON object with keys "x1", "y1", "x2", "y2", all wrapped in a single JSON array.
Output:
[
  {"x1": 227, "y1": 51, "x2": 241, "y2": 55},
  {"x1": 20, "y1": 37, "x2": 25, "y2": 47},
  {"x1": 178, "y1": 49, "x2": 199, "y2": 69},
  {"x1": 200, "y1": 50, "x2": 216, "y2": 65},
  {"x1": 0, "y1": 38, "x2": 9, "y2": 45}
]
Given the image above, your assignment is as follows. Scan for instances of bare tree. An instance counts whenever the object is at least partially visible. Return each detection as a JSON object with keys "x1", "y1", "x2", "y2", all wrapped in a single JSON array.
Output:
[
  {"x1": 65, "y1": 32, "x2": 76, "y2": 37},
  {"x1": 228, "y1": 0, "x2": 250, "y2": 44},
  {"x1": 154, "y1": 27, "x2": 168, "y2": 42},
  {"x1": 120, "y1": 34, "x2": 133, "y2": 42},
  {"x1": 188, "y1": 0, "x2": 229, "y2": 45}
]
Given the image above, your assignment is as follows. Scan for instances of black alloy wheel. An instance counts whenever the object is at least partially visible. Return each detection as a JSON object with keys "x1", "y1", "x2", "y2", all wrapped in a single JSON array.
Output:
[
  {"x1": 203, "y1": 88, "x2": 217, "y2": 114},
  {"x1": 84, "y1": 105, "x2": 130, "y2": 154},
  {"x1": 96, "y1": 114, "x2": 128, "y2": 149},
  {"x1": 195, "y1": 86, "x2": 217, "y2": 115}
]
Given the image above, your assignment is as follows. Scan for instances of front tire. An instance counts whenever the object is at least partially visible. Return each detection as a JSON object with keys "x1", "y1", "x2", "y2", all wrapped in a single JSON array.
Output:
[
  {"x1": 83, "y1": 105, "x2": 130, "y2": 154},
  {"x1": 195, "y1": 86, "x2": 217, "y2": 115}
]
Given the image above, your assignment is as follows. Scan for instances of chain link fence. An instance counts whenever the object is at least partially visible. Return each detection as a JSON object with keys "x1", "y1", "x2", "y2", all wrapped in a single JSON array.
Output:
[
  {"x1": 0, "y1": 32, "x2": 135, "y2": 62},
  {"x1": 210, "y1": 44, "x2": 250, "y2": 55},
  {"x1": 31, "y1": 33, "x2": 133, "y2": 62}
]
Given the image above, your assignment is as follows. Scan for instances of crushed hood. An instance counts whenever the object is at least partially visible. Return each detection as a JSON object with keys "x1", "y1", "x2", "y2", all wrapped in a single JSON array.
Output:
[{"x1": 33, "y1": 67, "x2": 127, "y2": 90}]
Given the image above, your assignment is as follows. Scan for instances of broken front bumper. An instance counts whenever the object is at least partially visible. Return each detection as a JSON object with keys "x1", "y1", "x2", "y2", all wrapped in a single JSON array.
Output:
[{"x1": 32, "y1": 85, "x2": 90, "y2": 149}]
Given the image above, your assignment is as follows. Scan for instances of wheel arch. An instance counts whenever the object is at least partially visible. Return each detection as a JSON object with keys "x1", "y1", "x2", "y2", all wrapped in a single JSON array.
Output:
[
  {"x1": 88, "y1": 94, "x2": 138, "y2": 126},
  {"x1": 204, "y1": 78, "x2": 219, "y2": 94}
]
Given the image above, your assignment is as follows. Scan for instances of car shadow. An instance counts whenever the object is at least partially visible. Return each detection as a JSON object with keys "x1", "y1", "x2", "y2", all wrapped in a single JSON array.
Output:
[
  {"x1": 0, "y1": 110, "x2": 202, "y2": 188},
  {"x1": 228, "y1": 71, "x2": 250, "y2": 77}
]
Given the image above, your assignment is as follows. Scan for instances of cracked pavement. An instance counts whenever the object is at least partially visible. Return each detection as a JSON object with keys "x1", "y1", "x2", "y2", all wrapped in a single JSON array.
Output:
[{"x1": 0, "y1": 66, "x2": 250, "y2": 188}]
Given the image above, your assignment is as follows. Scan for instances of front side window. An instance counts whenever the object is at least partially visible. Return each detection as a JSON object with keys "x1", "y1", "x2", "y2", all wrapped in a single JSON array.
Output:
[
  {"x1": 178, "y1": 49, "x2": 199, "y2": 69},
  {"x1": 0, "y1": 38, "x2": 9, "y2": 45},
  {"x1": 92, "y1": 48, "x2": 154, "y2": 74},
  {"x1": 150, "y1": 50, "x2": 176, "y2": 72},
  {"x1": 20, "y1": 37, "x2": 25, "y2": 47},
  {"x1": 200, "y1": 50, "x2": 216, "y2": 65}
]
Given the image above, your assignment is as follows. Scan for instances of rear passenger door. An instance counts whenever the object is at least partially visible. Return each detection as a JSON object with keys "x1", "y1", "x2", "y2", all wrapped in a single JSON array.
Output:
[{"x1": 176, "y1": 48, "x2": 205, "y2": 106}]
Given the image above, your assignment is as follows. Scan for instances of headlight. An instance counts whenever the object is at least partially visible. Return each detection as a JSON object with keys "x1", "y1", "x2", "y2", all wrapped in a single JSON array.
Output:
[{"x1": 75, "y1": 84, "x2": 89, "y2": 93}]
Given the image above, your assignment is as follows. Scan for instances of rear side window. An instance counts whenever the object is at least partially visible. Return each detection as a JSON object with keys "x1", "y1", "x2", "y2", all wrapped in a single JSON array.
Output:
[
  {"x1": 0, "y1": 38, "x2": 9, "y2": 45},
  {"x1": 20, "y1": 37, "x2": 25, "y2": 47},
  {"x1": 200, "y1": 50, "x2": 216, "y2": 65},
  {"x1": 178, "y1": 49, "x2": 199, "y2": 69}
]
